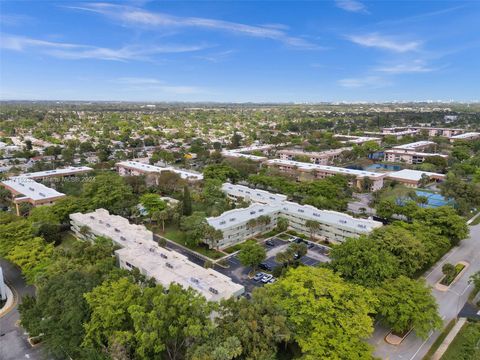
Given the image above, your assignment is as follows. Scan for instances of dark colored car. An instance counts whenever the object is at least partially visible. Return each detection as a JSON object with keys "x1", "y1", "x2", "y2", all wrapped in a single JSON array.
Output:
[
  {"x1": 265, "y1": 239, "x2": 275, "y2": 246},
  {"x1": 259, "y1": 262, "x2": 273, "y2": 271}
]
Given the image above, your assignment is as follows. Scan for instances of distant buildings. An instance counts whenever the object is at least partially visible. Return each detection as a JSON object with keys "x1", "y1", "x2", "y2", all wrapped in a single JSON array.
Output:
[
  {"x1": 0, "y1": 166, "x2": 92, "y2": 215},
  {"x1": 384, "y1": 141, "x2": 446, "y2": 164},
  {"x1": 277, "y1": 147, "x2": 351, "y2": 165},
  {"x1": 70, "y1": 209, "x2": 244, "y2": 301},
  {"x1": 221, "y1": 144, "x2": 273, "y2": 162},
  {"x1": 380, "y1": 127, "x2": 465, "y2": 138},
  {"x1": 386, "y1": 169, "x2": 445, "y2": 188},
  {"x1": 205, "y1": 183, "x2": 383, "y2": 248},
  {"x1": 116, "y1": 160, "x2": 203, "y2": 181},
  {"x1": 333, "y1": 135, "x2": 382, "y2": 145},
  {"x1": 449, "y1": 132, "x2": 480, "y2": 142},
  {"x1": 265, "y1": 159, "x2": 386, "y2": 191}
]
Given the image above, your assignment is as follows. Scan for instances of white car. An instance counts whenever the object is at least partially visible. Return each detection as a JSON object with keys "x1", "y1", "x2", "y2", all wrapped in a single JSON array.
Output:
[{"x1": 261, "y1": 274, "x2": 273, "y2": 283}]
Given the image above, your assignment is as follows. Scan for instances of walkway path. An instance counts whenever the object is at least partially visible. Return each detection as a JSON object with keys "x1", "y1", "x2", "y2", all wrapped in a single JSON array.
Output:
[
  {"x1": 0, "y1": 259, "x2": 44, "y2": 360},
  {"x1": 371, "y1": 223, "x2": 480, "y2": 360}
]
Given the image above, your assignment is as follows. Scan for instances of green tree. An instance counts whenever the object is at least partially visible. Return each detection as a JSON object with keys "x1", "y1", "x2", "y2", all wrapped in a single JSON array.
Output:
[
  {"x1": 305, "y1": 219, "x2": 321, "y2": 241},
  {"x1": 192, "y1": 288, "x2": 290, "y2": 360},
  {"x1": 140, "y1": 193, "x2": 166, "y2": 216},
  {"x1": 371, "y1": 225, "x2": 427, "y2": 277},
  {"x1": 414, "y1": 206, "x2": 468, "y2": 246},
  {"x1": 182, "y1": 185, "x2": 192, "y2": 216},
  {"x1": 129, "y1": 284, "x2": 213, "y2": 360},
  {"x1": 7, "y1": 237, "x2": 54, "y2": 284},
  {"x1": 83, "y1": 277, "x2": 142, "y2": 353},
  {"x1": 237, "y1": 241, "x2": 266, "y2": 272},
  {"x1": 266, "y1": 267, "x2": 378, "y2": 359},
  {"x1": 276, "y1": 217, "x2": 289, "y2": 232},
  {"x1": 203, "y1": 164, "x2": 240, "y2": 183},
  {"x1": 179, "y1": 212, "x2": 208, "y2": 246},
  {"x1": 330, "y1": 236, "x2": 400, "y2": 287},
  {"x1": 375, "y1": 276, "x2": 442, "y2": 339},
  {"x1": 82, "y1": 173, "x2": 134, "y2": 214}
]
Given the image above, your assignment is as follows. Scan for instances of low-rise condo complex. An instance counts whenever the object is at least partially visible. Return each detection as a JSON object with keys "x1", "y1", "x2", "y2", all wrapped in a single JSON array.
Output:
[
  {"x1": 0, "y1": 166, "x2": 93, "y2": 215},
  {"x1": 277, "y1": 147, "x2": 351, "y2": 165},
  {"x1": 116, "y1": 160, "x2": 204, "y2": 181},
  {"x1": 70, "y1": 208, "x2": 244, "y2": 301},
  {"x1": 205, "y1": 183, "x2": 383, "y2": 249}
]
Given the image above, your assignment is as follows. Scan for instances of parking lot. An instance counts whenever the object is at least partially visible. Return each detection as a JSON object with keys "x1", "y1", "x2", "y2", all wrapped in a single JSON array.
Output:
[{"x1": 215, "y1": 235, "x2": 331, "y2": 294}]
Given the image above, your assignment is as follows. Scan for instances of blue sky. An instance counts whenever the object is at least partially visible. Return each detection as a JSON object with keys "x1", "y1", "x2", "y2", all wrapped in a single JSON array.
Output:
[{"x1": 1, "y1": 1, "x2": 479, "y2": 102}]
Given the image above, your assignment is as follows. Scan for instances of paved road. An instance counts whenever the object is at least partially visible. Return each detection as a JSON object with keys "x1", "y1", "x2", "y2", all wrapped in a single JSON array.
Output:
[
  {"x1": 371, "y1": 223, "x2": 480, "y2": 360},
  {"x1": 0, "y1": 258, "x2": 44, "y2": 360}
]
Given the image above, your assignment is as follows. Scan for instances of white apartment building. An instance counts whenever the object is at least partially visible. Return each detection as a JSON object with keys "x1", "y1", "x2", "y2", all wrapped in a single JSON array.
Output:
[
  {"x1": 266, "y1": 159, "x2": 386, "y2": 191},
  {"x1": 0, "y1": 166, "x2": 92, "y2": 215},
  {"x1": 392, "y1": 141, "x2": 436, "y2": 152},
  {"x1": 386, "y1": 169, "x2": 445, "y2": 188},
  {"x1": 381, "y1": 127, "x2": 465, "y2": 138},
  {"x1": 116, "y1": 160, "x2": 203, "y2": 181},
  {"x1": 70, "y1": 209, "x2": 244, "y2": 301},
  {"x1": 449, "y1": 132, "x2": 480, "y2": 142},
  {"x1": 206, "y1": 183, "x2": 383, "y2": 248},
  {"x1": 333, "y1": 135, "x2": 382, "y2": 145},
  {"x1": 277, "y1": 147, "x2": 351, "y2": 165},
  {"x1": 384, "y1": 149, "x2": 447, "y2": 164},
  {"x1": 221, "y1": 144, "x2": 273, "y2": 162}
]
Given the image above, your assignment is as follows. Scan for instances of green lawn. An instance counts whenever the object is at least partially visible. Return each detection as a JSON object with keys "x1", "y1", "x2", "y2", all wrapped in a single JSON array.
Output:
[
  {"x1": 160, "y1": 225, "x2": 224, "y2": 260},
  {"x1": 441, "y1": 321, "x2": 480, "y2": 359},
  {"x1": 223, "y1": 239, "x2": 258, "y2": 254}
]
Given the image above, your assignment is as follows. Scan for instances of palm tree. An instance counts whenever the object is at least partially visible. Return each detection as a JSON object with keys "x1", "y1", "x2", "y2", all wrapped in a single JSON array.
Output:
[
  {"x1": 305, "y1": 220, "x2": 321, "y2": 241},
  {"x1": 153, "y1": 210, "x2": 169, "y2": 233},
  {"x1": 246, "y1": 218, "x2": 258, "y2": 230}
]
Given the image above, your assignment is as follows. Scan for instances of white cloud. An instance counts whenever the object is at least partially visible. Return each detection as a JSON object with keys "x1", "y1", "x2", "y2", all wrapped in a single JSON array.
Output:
[
  {"x1": 0, "y1": 33, "x2": 208, "y2": 61},
  {"x1": 375, "y1": 60, "x2": 436, "y2": 74},
  {"x1": 335, "y1": 0, "x2": 368, "y2": 13},
  {"x1": 338, "y1": 76, "x2": 391, "y2": 88},
  {"x1": 68, "y1": 3, "x2": 320, "y2": 49},
  {"x1": 347, "y1": 33, "x2": 421, "y2": 52},
  {"x1": 113, "y1": 77, "x2": 204, "y2": 94}
]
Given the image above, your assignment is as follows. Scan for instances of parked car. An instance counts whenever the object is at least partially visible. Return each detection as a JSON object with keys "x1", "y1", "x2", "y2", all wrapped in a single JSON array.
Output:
[
  {"x1": 259, "y1": 263, "x2": 273, "y2": 271},
  {"x1": 294, "y1": 237, "x2": 305, "y2": 244},
  {"x1": 268, "y1": 278, "x2": 277, "y2": 284},
  {"x1": 261, "y1": 274, "x2": 273, "y2": 283},
  {"x1": 253, "y1": 272, "x2": 265, "y2": 281},
  {"x1": 265, "y1": 239, "x2": 275, "y2": 246},
  {"x1": 307, "y1": 242, "x2": 315, "y2": 249}
]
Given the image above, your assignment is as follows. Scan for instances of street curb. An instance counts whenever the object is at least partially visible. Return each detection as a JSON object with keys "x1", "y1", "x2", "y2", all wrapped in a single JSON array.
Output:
[{"x1": 0, "y1": 285, "x2": 15, "y2": 318}]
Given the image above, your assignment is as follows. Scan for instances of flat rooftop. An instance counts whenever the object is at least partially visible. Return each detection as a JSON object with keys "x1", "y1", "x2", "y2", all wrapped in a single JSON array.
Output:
[
  {"x1": 20, "y1": 166, "x2": 93, "y2": 179},
  {"x1": 215, "y1": 183, "x2": 383, "y2": 233},
  {"x1": 222, "y1": 183, "x2": 288, "y2": 204},
  {"x1": 392, "y1": 141, "x2": 435, "y2": 150},
  {"x1": 385, "y1": 149, "x2": 448, "y2": 158},
  {"x1": 222, "y1": 151, "x2": 267, "y2": 161},
  {"x1": 266, "y1": 158, "x2": 385, "y2": 178},
  {"x1": 207, "y1": 203, "x2": 279, "y2": 230},
  {"x1": 2, "y1": 177, "x2": 65, "y2": 201},
  {"x1": 115, "y1": 244, "x2": 244, "y2": 302},
  {"x1": 117, "y1": 161, "x2": 203, "y2": 180},
  {"x1": 449, "y1": 132, "x2": 480, "y2": 139},
  {"x1": 278, "y1": 147, "x2": 351, "y2": 157},
  {"x1": 70, "y1": 209, "x2": 243, "y2": 301},
  {"x1": 387, "y1": 169, "x2": 445, "y2": 182}
]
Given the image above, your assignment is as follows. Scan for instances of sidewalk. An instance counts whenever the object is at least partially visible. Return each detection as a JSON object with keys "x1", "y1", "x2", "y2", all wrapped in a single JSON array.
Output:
[{"x1": 431, "y1": 318, "x2": 467, "y2": 360}]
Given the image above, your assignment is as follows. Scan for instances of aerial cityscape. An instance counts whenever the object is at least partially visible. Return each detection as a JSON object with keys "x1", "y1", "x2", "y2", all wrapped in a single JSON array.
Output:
[{"x1": 1, "y1": 1, "x2": 479, "y2": 360}]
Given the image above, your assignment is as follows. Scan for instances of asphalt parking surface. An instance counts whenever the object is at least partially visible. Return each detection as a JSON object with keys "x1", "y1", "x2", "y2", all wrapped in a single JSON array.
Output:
[{"x1": 216, "y1": 236, "x2": 330, "y2": 294}]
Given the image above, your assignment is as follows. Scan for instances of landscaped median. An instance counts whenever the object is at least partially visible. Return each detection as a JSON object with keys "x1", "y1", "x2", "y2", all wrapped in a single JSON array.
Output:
[{"x1": 435, "y1": 261, "x2": 469, "y2": 292}]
